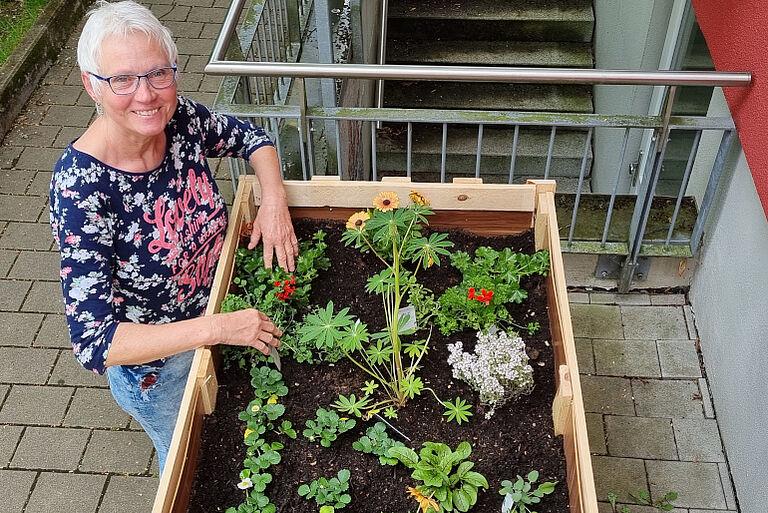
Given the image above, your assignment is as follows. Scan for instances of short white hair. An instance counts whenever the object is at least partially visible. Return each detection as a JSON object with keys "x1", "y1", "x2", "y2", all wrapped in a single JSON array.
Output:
[{"x1": 78, "y1": 0, "x2": 178, "y2": 94}]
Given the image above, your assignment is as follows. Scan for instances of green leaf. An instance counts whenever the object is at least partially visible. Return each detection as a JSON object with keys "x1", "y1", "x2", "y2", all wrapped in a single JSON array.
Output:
[
  {"x1": 388, "y1": 446, "x2": 419, "y2": 468},
  {"x1": 452, "y1": 488, "x2": 470, "y2": 512},
  {"x1": 461, "y1": 471, "x2": 488, "y2": 489},
  {"x1": 526, "y1": 470, "x2": 539, "y2": 483}
]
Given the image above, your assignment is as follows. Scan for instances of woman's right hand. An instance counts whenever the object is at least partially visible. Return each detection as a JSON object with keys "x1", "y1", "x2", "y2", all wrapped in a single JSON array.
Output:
[{"x1": 213, "y1": 309, "x2": 282, "y2": 355}]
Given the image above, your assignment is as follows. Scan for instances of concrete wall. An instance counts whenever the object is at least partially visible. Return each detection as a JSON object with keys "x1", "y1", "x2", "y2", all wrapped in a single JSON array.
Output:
[
  {"x1": 592, "y1": 1, "x2": 673, "y2": 193},
  {"x1": 690, "y1": 140, "x2": 768, "y2": 512}
]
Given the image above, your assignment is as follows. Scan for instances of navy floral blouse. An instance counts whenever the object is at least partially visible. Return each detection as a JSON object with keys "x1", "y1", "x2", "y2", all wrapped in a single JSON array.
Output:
[{"x1": 49, "y1": 95, "x2": 273, "y2": 374}]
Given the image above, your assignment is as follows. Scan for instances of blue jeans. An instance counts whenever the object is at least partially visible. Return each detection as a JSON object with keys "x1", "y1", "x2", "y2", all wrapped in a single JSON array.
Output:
[{"x1": 106, "y1": 350, "x2": 194, "y2": 475}]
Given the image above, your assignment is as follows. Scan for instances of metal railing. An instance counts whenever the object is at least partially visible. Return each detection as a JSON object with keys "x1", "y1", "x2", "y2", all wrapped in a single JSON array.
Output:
[{"x1": 207, "y1": 0, "x2": 750, "y2": 291}]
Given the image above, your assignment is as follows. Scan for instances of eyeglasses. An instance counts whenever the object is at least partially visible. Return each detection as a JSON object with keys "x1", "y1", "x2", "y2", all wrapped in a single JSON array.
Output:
[{"x1": 88, "y1": 65, "x2": 178, "y2": 95}]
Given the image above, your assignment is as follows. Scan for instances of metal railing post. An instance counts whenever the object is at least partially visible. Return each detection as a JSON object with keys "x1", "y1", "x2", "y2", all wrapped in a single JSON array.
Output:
[{"x1": 286, "y1": 0, "x2": 300, "y2": 46}]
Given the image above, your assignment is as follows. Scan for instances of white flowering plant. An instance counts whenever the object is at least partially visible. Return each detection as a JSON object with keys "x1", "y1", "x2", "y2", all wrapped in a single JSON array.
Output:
[{"x1": 447, "y1": 326, "x2": 534, "y2": 418}]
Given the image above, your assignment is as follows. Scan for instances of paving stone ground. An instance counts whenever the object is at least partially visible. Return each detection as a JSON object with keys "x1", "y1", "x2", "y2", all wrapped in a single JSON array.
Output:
[{"x1": 0, "y1": 2, "x2": 740, "y2": 513}]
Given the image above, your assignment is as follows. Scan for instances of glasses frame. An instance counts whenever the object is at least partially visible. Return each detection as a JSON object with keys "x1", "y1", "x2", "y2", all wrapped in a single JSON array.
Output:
[{"x1": 88, "y1": 64, "x2": 178, "y2": 95}]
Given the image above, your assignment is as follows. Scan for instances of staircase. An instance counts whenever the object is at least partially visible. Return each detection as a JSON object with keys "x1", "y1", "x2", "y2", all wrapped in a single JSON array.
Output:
[{"x1": 376, "y1": 0, "x2": 596, "y2": 186}]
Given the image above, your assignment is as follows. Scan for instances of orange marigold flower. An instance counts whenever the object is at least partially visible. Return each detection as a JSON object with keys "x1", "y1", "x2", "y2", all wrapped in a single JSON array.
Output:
[
  {"x1": 373, "y1": 191, "x2": 400, "y2": 211},
  {"x1": 409, "y1": 190, "x2": 430, "y2": 206},
  {"x1": 406, "y1": 487, "x2": 440, "y2": 513},
  {"x1": 346, "y1": 210, "x2": 370, "y2": 230}
]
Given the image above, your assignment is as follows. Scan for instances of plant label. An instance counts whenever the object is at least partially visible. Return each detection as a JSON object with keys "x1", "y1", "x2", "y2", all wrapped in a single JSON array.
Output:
[
  {"x1": 397, "y1": 305, "x2": 417, "y2": 331},
  {"x1": 270, "y1": 345, "x2": 282, "y2": 371}
]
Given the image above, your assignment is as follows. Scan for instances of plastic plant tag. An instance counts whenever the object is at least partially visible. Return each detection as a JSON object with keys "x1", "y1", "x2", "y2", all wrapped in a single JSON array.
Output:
[
  {"x1": 397, "y1": 305, "x2": 417, "y2": 332},
  {"x1": 270, "y1": 345, "x2": 282, "y2": 371}
]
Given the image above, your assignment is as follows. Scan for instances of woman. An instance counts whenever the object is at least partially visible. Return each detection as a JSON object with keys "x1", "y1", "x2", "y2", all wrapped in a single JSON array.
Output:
[{"x1": 49, "y1": 0, "x2": 297, "y2": 473}]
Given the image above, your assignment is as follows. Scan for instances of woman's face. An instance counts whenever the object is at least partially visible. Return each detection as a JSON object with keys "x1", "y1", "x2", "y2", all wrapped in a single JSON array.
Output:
[{"x1": 85, "y1": 32, "x2": 178, "y2": 142}]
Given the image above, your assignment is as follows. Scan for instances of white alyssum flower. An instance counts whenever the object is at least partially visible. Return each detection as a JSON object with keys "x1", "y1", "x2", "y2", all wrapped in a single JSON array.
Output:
[{"x1": 447, "y1": 325, "x2": 534, "y2": 418}]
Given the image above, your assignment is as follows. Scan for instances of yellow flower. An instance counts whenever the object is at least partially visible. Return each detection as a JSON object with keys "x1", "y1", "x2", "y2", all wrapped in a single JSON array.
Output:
[
  {"x1": 409, "y1": 190, "x2": 430, "y2": 206},
  {"x1": 373, "y1": 191, "x2": 400, "y2": 212},
  {"x1": 346, "y1": 210, "x2": 370, "y2": 231},
  {"x1": 406, "y1": 487, "x2": 440, "y2": 513},
  {"x1": 244, "y1": 428, "x2": 254, "y2": 439},
  {"x1": 267, "y1": 394, "x2": 278, "y2": 404}
]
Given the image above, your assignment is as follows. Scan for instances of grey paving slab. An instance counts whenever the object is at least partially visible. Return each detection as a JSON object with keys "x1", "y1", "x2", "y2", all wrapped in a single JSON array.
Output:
[
  {"x1": 0, "y1": 425, "x2": 24, "y2": 468},
  {"x1": 570, "y1": 304, "x2": 624, "y2": 339},
  {"x1": 0, "y1": 279, "x2": 32, "y2": 311},
  {"x1": 591, "y1": 455, "x2": 648, "y2": 500},
  {"x1": 597, "y1": 504, "x2": 688, "y2": 513},
  {"x1": 177, "y1": 38, "x2": 218, "y2": 56},
  {"x1": 149, "y1": 4, "x2": 190, "y2": 21},
  {"x1": 581, "y1": 375, "x2": 635, "y2": 415},
  {"x1": 8, "y1": 251, "x2": 60, "y2": 281},
  {"x1": 26, "y1": 471, "x2": 106, "y2": 513},
  {"x1": 64, "y1": 388, "x2": 130, "y2": 428},
  {"x1": 673, "y1": 418, "x2": 725, "y2": 462},
  {"x1": 165, "y1": 20, "x2": 204, "y2": 38},
  {"x1": 683, "y1": 305, "x2": 698, "y2": 339},
  {"x1": 585, "y1": 412, "x2": 606, "y2": 454},
  {"x1": 14, "y1": 147, "x2": 63, "y2": 172},
  {"x1": 568, "y1": 291, "x2": 590, "y2": 304},
  {"x1": 0, "y1": 249, "x2": 18, "y2": 276},
  {"x1": 21, "y1": 281, "x2": 64, "y2": 313},
  {"x1": 605, "y1": 415, "x2": 677, "y2": 459},
  {"x1": 0, "y1": 385, "x2": 73, "y2": 425},
  {"x1": 593, "y1": 338, "x2": 661, "y2": 377},
  {"x1": 575, "y1": 337, "x2": 595, "y2": 374},
  {"x1": 30, "y1": 84, "x2": 83, "y2": 107},
  {"x1": 646, "y1": 460, "x2": 726, "y2": 509},
  {"x1": 689, "y1": 510, "x2": 738, "y2": 513},
  {"x1": 718, "y1": 462, "x2": 737, "y2": 510},
  {"x1": 0, "y1": 312, "x2": 44, "y2": 346},
  {"x1": 53, "y1": 126, "x2": 84, "y2": 147},
  {"x1": 179, "y1": 72, "x2": 203, "y2": 92},
  {"x1": 80, "y1": 430, "x2": 154, "y2": 474},
  {"x1": 27, "y1": 171, "x2": 53, "y2": 196},
  {"x1": 40, "y1": 105, "x2": 95, "y2": 127},
  {"x1": 0, "y1": 383, "x2": 7, "y2": 403},
  {"x1": 698, "y1": 378, "x2": 716, "y2": 418},
  {"x1": 0, "y1": 469, "x2": 37, "y2": 513},
  {"x1": 0, "y1": 222, "x2": 55, "y2": 250},
  {"x1": 98, "y1": 475, "x2": 159, "y2": 513},
  {"x1": 591, "y1": 292, "x2": 651, "y2": 305},
  {"x1": 15, "y1": 103, "x2": 49, "y2": 125},
  {"x1": 200, "y1": 21, "x2": 225, "y2": 39},
  {"x1": 0, "y1": 195, "x2": 46, "y2": 222},
  {"x1": 657, "y1": 339, "x2": 702, "y2": 378},
  {"x1": 0, "y1": 170, "x2": 34, "y2": 194},
  {"x1": 3, "y1": 125, "x2": 61, "y2": 148},
  {"x1": 186, "y1": 6, "x2": 227, "y2": 23},
  {"x1": 50, "y1": 351, "x2": 108, "y2": 386},
  {"x1": 650, "y1": 293, "x2": 686, "y2": 306},
  {"x1": 34, "y1": 314, "x2": 71, "y2": 349},
  {"x1": 0, "y1": 347, "x2": 58, "y2": 384},
  {"x1": 200, "y1": 74, "x2": 224, "y2": 93},
  {"x1": 632, "y1": 379, "x2": 704, "y2": 418},
  {"x1": 10, "y1": 426, "x2": 89, "y2": 470},
  {"x1": 621, "y1": 306, "x2": 689, "y2": 340},
  {"x1": 184, "y1": 54, "x2": 210, "y2": 72},
  {"x1": 0, "y1": 145, "x2": 23, "y2": 168}
]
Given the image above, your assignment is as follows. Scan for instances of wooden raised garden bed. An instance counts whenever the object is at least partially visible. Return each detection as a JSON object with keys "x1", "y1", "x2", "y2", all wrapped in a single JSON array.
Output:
[{"x1": 152, "y1": 176, "x2": 598, "y2": 513}]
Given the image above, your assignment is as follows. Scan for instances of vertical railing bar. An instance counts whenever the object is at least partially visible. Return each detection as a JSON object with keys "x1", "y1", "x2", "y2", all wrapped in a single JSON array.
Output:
[
  {"x1": 258, "y1": 20, "x2": 274, "y2": 103},
  {"x1": 691, "y1": 129, "x2": 735, "y2": 253},
  {"x1": 601, "y1": 128, "x2": 632, "y2": 246},
  {"x1": 255, "y1": 29, "x2": 269, "y2": 103},
  {"x1": 544, "y1": 126, "x2": 556, "y2": 179},
  {"x1": 665, "y1": 129, "x2": 702, "y2": 247},
  {"x1": 306, "y1": 118, "x2": 315, "y2": 177},
  {"x1": 296, "y1": 116, "x2": 309, "y2": 180},
  {"x1": 508, "y1": 124, "x2": 519, "y2": 184},
  {"x1": 228, "y1": 157, "x2": 238, "y2": 193},
  {"x1": 567, "y1": 126, "x2": 593, "y2": 245},
  {"x1": 406, "y1": 122, "x2": 412, "y2": 177},
  {"x1": 265, "y1": 11, "x2": 279, "y2": 101},
  {"x1": 271, "y1": 117, "x2": 285, "y2": 179},
  {"x1": 371, "y1": 122, "x2": 378, "y2": 181},
  {"x1": 335, "y1": 119, "x2": 343, "y2": 178},
  {"x1": 440, "y1": 123, "x2": 447, "y2": 183},
  {"x1": 268, "y1": 2, "x2": 283, "y2": 90},
  {"x1": 475, "y1": 124, "x2": 483, "y2": 179}
]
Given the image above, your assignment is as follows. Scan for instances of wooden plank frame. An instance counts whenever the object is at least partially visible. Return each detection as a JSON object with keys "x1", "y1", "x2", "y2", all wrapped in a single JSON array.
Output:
[{"x1": 152, "y1": 177, "x2": 597, "y2": 513}]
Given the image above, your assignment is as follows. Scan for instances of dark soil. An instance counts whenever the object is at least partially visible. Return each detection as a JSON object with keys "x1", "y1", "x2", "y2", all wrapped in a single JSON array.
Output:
[{"x1": 188, "y1": 219, "x2": 568, "y2": 513}]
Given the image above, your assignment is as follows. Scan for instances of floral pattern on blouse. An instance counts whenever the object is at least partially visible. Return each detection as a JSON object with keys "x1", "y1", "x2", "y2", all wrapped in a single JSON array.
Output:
[{"x1": 50, "y1": 95, "x2": 273, "y2": 374}]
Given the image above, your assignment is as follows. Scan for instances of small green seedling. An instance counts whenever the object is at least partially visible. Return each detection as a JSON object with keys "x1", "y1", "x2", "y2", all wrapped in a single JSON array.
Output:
[{"x1": 499, "y1": 471, "x2": 557, "y2": 513}]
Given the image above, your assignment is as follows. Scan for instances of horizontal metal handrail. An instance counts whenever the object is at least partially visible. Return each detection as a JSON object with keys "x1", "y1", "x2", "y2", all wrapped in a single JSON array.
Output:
[{"x1": 208, "y1": 0, "x2": 750, "y2": 87}]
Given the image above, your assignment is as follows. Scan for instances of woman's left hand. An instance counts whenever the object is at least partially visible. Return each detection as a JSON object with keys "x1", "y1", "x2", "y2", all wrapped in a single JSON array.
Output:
[{"x1": 248, "y1": 199, "x2": 299, "y2": 271}]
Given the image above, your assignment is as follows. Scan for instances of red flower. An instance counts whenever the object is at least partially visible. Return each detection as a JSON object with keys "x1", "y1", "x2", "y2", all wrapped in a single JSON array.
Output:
[
  {"x1": 468, "y1": 287, "x2": 476, "y2": 299},
  {"x1": 468, "y1": 287, "x2": 494, "y2": 305}
]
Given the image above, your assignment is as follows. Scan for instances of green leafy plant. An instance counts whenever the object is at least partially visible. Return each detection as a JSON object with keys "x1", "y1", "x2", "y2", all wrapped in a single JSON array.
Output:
[
  {"x1": 436, "y1": 247, "x2": 549, "y2": 336},
  {"x1": 606, "y1": 493, "x2": 632, "y2": 513},
  {"x1": 629, "y1": 490, "x2": 678, "y2": 511},
  {"x1": 298, "y1": 469, "x2": 352, "y2": 509},
  {"x1": 442, "y1": 397, "x2": 473, "y2": 424},
  {"x1": 389, "y1": 441, "x2": 488, "y2": 512},
  {"x1": 499, "y1": 471, "x2": 557, "y2": 513},
  {"x1": 221, "y1": 229, "x2": 331, "y2": 367},
  {"x1": 302, "y1": 407, "x2": 356, "y2": 447},
  {"x1": 352, "y1": 421, "x2": 405, "y2": 465}
]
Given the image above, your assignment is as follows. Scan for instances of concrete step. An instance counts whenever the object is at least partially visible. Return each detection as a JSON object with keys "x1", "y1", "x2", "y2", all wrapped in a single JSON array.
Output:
[
  {"x1": 387, "y1": 40, "x2": 593, "y2": 67},
  {"x1": 388, "y1": 0, "x2": 594, "y2": 42},
  {"x1": 383, "y1": 81, "x2": 593, "y2": 112},
  {"x1": 375, "y1": 125, "x2": 592, "y2": 178}
]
